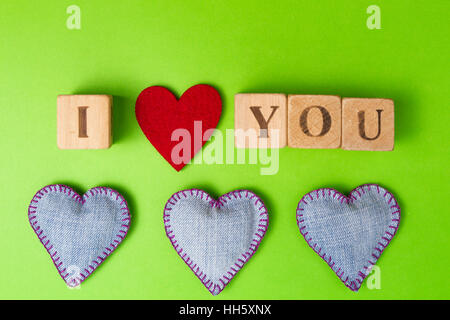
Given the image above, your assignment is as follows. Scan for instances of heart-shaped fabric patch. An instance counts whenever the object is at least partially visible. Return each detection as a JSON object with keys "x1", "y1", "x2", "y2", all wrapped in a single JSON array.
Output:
[
  {"x1": 296, "y1": 184, "x2": 400, "y2": 291},
  {"x1": 135, "y1": 84, "x2": 222, "y2": 171},
  {"x1": 164, "y1": 189, "x2": 269, "y2": 295},
  {"x1": 28, "y1": 184, "x2": 131, "y2": 287}
]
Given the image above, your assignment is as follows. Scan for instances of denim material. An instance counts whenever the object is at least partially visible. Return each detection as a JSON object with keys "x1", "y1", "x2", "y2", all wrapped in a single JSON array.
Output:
[
  {"x1": 28, "y1": 185, "x2": 130, "y2": 287},
  {"x1": 296, "y1": 184, "x2": 400, "y2": 291},
  {"x1": 164, "y1": 189, "x2": 269, "y2": 295}
]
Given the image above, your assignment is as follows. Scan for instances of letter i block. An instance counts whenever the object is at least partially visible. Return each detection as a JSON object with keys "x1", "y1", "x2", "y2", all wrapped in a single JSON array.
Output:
[
  {"x1": 342, "y1": 98, "x2": 394, "y2": 151},
  {"x1": 57, "y1": 95, "x2": 112, "y2": 149},
  {"x1": 288, "y1": 95, "x2": 342, "y2": 148},
  {"x1": 234, "y1": 93, "x2": 287, "y2": 148}
]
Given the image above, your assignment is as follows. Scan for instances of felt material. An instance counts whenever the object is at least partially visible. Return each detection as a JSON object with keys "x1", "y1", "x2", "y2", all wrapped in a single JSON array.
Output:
[
  {"x1": 164, "y1": 189, "x2": 269, "y2": 295},
  {"x1": 135, "y1": 84, "x2": 222, "y2": 171},
  {"x1": 28, "y1": 184, "x2": 131, "y2": 287},
  {"x1": 296, "y1": 184, "x2": 400, "y2": 291}
]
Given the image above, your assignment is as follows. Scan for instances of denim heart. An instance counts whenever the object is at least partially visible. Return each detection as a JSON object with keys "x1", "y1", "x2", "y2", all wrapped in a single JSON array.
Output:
[
  {"x1": 296, "y1": 184, "x2": 400, "y2": 291},
  {"x1": 28, "y1": 184, "x2": 131, "y2": 287},
  {"x1": 164, "y1": 189, "x2": 269, "y2": 295}
]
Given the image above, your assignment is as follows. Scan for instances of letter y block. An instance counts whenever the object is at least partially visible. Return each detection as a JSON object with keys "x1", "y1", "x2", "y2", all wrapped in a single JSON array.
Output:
[{"x1": 234, "y1": 94, "x2": 287, "y2": 148}]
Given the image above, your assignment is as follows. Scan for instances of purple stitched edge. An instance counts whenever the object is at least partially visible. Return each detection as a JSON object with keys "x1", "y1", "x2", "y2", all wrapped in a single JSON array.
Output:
[
  {"x1": 296, "y1": 183, "x2": 401, "y2": 292},
  {"x1": 163, "y1": 189, "x2": 269, "y2": 296},
  {"x1": 28, "y1": 184, "x2": 131, "y2": 287}
]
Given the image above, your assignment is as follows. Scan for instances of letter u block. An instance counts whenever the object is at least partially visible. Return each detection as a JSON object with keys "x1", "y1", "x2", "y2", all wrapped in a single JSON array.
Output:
[
  {"x1": 287, "y1": 95, "x2": 342, "y2": 148},
  {"x1": 342, "y1": 98, "x2": 394, "y2": 151},
  {"x1": 235, "y1": 94, "x2": 287, "y2": 148}
]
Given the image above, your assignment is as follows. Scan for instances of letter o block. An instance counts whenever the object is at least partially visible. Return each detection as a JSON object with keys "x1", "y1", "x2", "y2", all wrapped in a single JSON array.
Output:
[
  {"x1": 288, "y1": 95, "x2": 341, "y2": 148},
  {"x1": 57, "y1": 95, "x2": 112, "y2": 149},
  {"x1": 342, "y1": 98, "x2": 394, "y2": 151},
  {"x1": 235, "y1": 94, "x2": 287, "y2": 148}
]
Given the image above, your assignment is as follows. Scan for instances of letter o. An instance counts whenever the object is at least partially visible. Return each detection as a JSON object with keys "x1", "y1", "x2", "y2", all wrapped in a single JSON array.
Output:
[{"x1": 299, "y1": 106, "x2": 332, "y2": 137}]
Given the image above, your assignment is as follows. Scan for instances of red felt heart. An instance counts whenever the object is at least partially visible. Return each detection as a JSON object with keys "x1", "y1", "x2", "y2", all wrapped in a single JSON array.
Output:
[{"x1": 135, "y1": 84, "x2": 222, "y2": 171}]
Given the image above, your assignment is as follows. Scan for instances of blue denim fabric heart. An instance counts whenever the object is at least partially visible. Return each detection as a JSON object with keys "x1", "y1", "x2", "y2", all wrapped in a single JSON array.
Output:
[
  {"x1": 296, "y1": 184, "x2": 400, "y2": 291},
  {"x1": 28, "y1": 184, "x2": 131, "y2": 287},
  {"x1": 164, "y1": 189, "x2": 269, "y2": 295}
]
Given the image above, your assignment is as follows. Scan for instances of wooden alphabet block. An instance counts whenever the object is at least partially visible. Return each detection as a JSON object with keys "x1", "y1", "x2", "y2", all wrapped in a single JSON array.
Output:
[
  {"x1": 234, "y1": 93, "x2": 287, "y2": 148},
  {"x1": 287, "y1": 95, "x2": 341, "y2": 148},
  {"x1": 342, "y1": 98, "x2": 394, "y2": 151},
  {"x1": 57, "y1": 95, "x2": 112, "y2": 149}
]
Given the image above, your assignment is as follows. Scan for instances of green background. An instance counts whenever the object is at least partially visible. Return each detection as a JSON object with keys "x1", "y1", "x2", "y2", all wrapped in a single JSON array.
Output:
[{"x1": 0, "y1": 0, "x2": 448, "y2": 299}]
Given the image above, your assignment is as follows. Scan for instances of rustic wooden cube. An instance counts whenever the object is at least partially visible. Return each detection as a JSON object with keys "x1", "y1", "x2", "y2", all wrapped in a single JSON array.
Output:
[
  {"x1": 341, "y1": 98, "x2": 394, "y2": 151},
  {"x1": 234, "y1": 93, "x2": 287, "y2": 148},
  {"x1": 57, "y1": 95, "x2": 112, "y2": 149},
  {"x1": 288, "y1": 95, "x2": 341, "y2": 148}
]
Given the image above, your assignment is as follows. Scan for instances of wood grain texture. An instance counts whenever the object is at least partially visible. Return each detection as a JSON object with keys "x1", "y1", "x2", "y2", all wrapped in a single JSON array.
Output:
[
  {"x1": 342, "y1": 98, "x2": 394, "y2": 151},
  {"x1": 235, "y1": 93, "x2": 287, "y2": 148},
  {"x1": 57, "y1": 95, "x2": 112, "y2": 149},
  {"x1": 288, "y1": 95, "x2": 341, "y2": 149}
]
